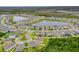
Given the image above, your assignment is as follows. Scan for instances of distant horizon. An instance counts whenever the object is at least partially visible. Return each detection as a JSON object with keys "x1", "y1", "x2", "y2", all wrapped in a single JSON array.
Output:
[{"x1": 0, "y1": 6, "x2": 79, "y2": 11}]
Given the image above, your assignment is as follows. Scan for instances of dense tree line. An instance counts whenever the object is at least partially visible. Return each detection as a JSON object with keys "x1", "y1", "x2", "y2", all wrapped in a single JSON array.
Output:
[
  {"x1": 42, "y1": 37, "x2": 79, "y2": 52},
  {"x1": 0, "y1": 32, "x2": 6, "y2": 37},
  {"x1": 0, "y1": 9, "x2": 79, "y2": 19}
]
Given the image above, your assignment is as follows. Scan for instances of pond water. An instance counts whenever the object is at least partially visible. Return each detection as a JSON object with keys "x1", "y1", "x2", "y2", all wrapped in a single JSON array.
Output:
[
  {"x1": 13, "y1": 16, "x2": 30, "y2": 22},
  {"x1": 0, "y1": 15, "x2": 30, "y2": 22},
  {"x1": 32, "y1": 20, "x2": 69, "y2": 27}
]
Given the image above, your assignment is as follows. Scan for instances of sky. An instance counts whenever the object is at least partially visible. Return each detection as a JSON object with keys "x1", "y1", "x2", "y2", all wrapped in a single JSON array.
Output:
[{"x1": 0, "y1": 0, "x2": 78, "y2": 6}]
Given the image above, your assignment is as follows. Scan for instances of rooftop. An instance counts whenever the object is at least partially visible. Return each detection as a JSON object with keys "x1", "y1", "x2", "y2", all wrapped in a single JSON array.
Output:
[{"x1": 3, "y1": 42, "x2": 16, "y2": 51}]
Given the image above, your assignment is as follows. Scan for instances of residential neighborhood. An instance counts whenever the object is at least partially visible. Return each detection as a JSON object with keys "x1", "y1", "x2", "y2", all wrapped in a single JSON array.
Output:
[{"x1": 0, "y1": 7, "x2": 79, "y2": 52}]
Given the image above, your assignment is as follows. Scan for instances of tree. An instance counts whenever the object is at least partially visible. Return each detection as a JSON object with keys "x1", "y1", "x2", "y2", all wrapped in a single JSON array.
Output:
[{"x1": 10, "y1": 16, "x2": 14, "y2": 24}]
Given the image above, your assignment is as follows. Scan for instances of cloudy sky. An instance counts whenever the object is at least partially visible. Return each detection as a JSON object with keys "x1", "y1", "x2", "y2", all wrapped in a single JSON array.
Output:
[{"x1": 0, "y1": 0, "x2": 78, "y2": 6}]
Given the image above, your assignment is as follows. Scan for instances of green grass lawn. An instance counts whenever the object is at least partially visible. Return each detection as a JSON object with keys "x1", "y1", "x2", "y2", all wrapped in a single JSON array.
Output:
[{"x1": 0, "y1": 44, "x2": 4, "y2": 52}]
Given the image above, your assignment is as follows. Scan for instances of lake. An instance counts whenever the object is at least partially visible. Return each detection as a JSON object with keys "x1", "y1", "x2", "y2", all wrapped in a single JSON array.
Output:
[
  {"x1": 13, "y1": 16, "x2": 30, "y2": 22},
  {"x1": 32, "y1": 20, "x2": 69, "y2": 27}
]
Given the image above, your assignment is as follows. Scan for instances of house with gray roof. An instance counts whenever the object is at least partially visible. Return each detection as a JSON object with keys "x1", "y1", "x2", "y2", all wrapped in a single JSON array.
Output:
[
  {"x1": 0, "y1": 24, "x2": 9, "y2": 33},
  {"x1": 27, "y1": 40, "x2": 38, "y2": 48},
  {"x1": 15, "y1": 42, "x2": 24, "y2": 52},
  {"x1": 3, "y1": 42, "x2": 16, "y2": 51}
]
